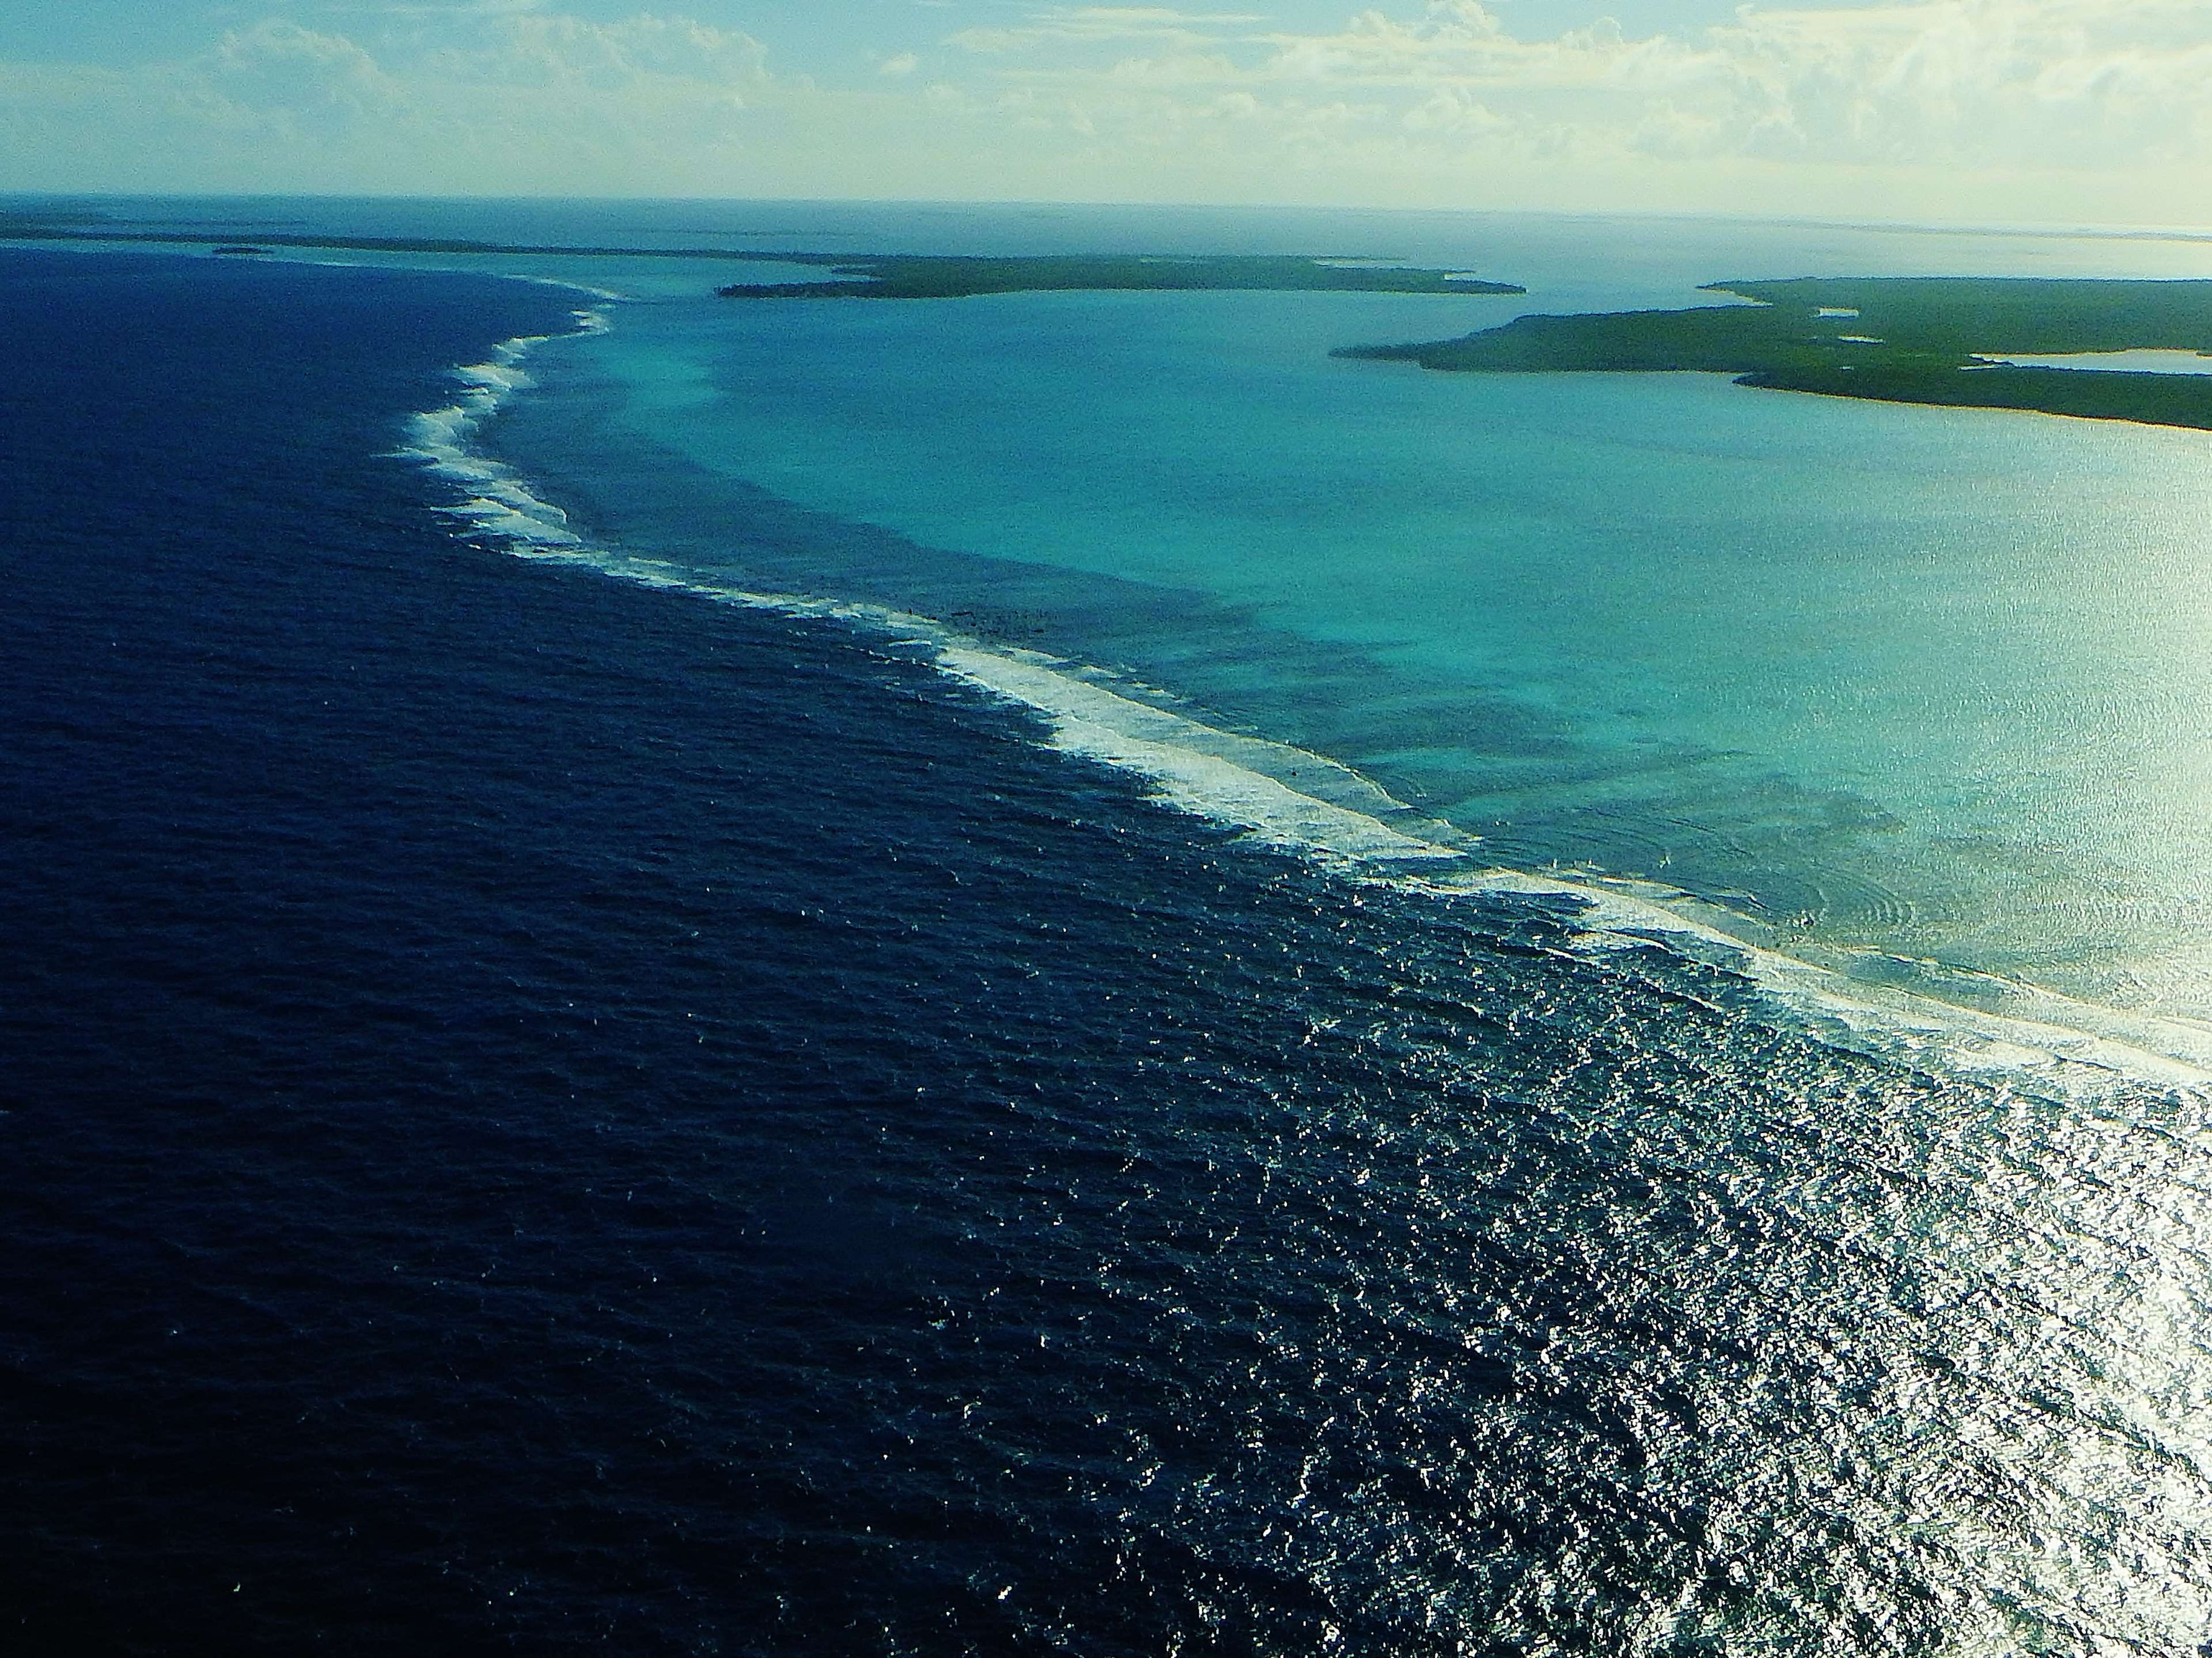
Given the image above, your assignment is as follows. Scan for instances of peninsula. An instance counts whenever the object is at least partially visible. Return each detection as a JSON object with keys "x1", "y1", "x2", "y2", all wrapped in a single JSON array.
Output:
[
  {"x1": 1342, "y1": 277, "x2": 2212, "y2": 430},
  {"x1": 714, "y1": 252, "x2": 1524, "y2": 300},
  {"x1": 0, "y1": 212, "x2": 1522, "y2": 302}
]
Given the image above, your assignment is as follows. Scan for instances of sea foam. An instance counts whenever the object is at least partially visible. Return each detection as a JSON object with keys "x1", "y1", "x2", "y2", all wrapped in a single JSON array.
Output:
[{"x1": 392, "y1": 312, "x2": 608, "y2": 550}]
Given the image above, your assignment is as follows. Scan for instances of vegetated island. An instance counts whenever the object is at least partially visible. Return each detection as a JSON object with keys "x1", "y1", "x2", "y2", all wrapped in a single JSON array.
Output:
[
  {"x1": 714, "y1": 253, "x2": 1524, "y2": 300},
  {"x1": 0, "y1": 213, "x2": 1521, "y2": 300},
  {"x1": 1340, "y1": 277, "x2": 2212, "y2": 430}
]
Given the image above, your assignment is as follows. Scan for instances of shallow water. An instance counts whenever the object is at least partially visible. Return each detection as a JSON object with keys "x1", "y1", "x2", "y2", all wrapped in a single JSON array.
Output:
[
  {"x1": 1978, "y1": 349, "x2": 2212, "y2": 374},
  {"x1": 477, "y1": 220, "x2": 2212, "y2": 1056}
]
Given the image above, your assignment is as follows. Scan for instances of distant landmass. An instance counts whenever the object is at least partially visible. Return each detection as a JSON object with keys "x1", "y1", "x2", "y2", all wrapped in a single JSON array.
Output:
[
  {"x1": 1342, "y1": 277, "x2": 2212, "y2": 430},
  {"x1": 0, "y1": 213, "x2": 1521, "y2": 301},
  {"x1": 715, "y1": 253, "x2": 1525, "y2": 300},
  {"x1": 25, "y1": 205, "x2": 2209, "y2": 431},
  {"x1": 0, "y1": 217, "x2": 816, "y2": 263}
]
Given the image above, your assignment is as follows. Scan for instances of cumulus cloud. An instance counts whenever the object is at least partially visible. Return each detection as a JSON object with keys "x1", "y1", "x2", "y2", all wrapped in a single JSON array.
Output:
[
  {"x1": 0, "y1": 10, "x2": 788, "y2": 194},
  {"x1": 959, "y1": 0, "x2": 2212, "y2": 165},
  {"x1": 950, "y1": 7, "x2": 1269, "y2": 54},
  {"x1": 5, "y1": 1, "x2": 2212, "y2": 219},
  {"x1": 1700, "y1": 0, "x2": 2212, "y2": 168},
  {"x1": 423, "y1": 11, "x2": 770, "y2": 89},
  {"x1": 199, "y1": 20, "x2": 403, "y2": 131},
  {"x1": 918, "y1": 0, "x2": 2212, "y2": 213}
]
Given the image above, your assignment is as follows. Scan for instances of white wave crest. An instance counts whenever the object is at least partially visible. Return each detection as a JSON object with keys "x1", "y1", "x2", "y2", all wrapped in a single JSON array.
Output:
[
  {"x1": 392, "y1": 309, "x2": 607, "y2": 547},
  {"x1": 932, "y1": 644, "x2": 1465, "y2": 866}
]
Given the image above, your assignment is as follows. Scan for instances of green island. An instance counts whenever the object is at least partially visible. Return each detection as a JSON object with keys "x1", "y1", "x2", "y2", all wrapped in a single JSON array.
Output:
[
  {"x1": 0, "y1": 214, "x2": 1521, "y2": 300},
  {"x1": 1342, "y1": 277, "x2": 2212, "y2": 430},
  {"x1": 715, "y1": 252, "x2": 1524, "y2": 300}
]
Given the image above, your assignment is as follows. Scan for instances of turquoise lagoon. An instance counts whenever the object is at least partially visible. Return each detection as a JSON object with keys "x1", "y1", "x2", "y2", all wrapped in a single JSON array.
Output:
[{"x1": 446, "y1": 206, "x2": 2212, "y2": 1065}]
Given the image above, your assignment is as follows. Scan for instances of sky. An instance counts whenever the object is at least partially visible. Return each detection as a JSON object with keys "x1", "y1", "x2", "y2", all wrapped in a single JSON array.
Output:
[{"x1": 6, "y1": 1, "x2": 2212, "y2": 226}]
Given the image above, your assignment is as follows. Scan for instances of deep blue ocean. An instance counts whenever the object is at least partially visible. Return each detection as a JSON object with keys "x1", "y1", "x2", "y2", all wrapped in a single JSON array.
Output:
[{"x1": 10, "y1": 214, "x2": 2212, "y2": 1656}]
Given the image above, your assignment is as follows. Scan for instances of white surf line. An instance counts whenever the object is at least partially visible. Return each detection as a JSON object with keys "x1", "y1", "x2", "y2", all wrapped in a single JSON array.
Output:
[
  {"x1": 931, "y1": 643, "x2": 1465, "y2": 866},
  {"x1": 400, "y1": 314, "x2": 2212, "y2": 1098},
  {"x1": 391, "y1": 308, "x2": 611, "y2": 548},
  {"x1": 1414, "y1": 865, "x2": 2212, "y2": 1091}
]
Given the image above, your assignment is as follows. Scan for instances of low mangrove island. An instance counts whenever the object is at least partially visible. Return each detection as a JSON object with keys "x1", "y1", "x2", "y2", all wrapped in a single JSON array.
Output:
[
  {"x1": 1342, "y1": 277, "x2": 2212, "y2": 430},
  {"x1": 715, "y1": 252, "x2": 1524, "y2": 301}
]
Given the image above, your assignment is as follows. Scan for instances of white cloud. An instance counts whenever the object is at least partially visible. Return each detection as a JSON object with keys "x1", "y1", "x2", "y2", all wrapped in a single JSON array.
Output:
[
  {"x1": 422, "y1": 12, "x2": 770, "y2": 90},
  {"x1": 914, "y1": 0, "x2": 2212, "y2": 215},
  {"x1": 5, "y1": 2, "x2": 2212, "y2": 221},
  {"x1": 0, "y1": 10, "x2": 781, "y2": 194},
  {"x1": 343, "y1": 1, "x2": 551, "y2": 15},
  {"x1": 950, "y1": 6, "x2": 1268, "y2": 53}
]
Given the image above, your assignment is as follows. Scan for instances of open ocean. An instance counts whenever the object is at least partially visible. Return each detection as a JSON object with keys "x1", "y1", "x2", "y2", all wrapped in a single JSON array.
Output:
[{"x1": 12, "y1": 201, "x2": 2212, "y2": 1655}]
